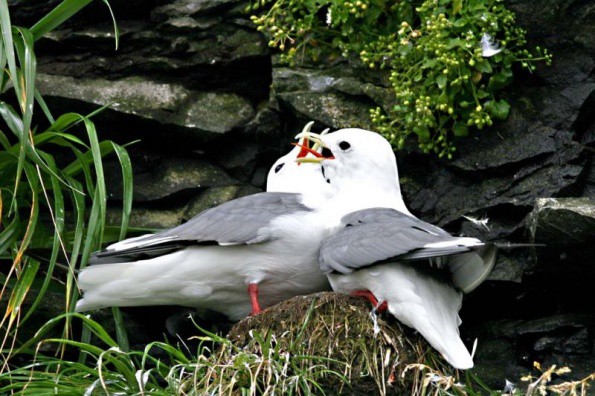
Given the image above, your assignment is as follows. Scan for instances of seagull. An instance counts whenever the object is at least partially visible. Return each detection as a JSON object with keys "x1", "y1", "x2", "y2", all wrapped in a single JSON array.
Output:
[
  {"x1": 76, "y1": 129, "x2": 333, "y2": 321},
  {"x1": 267, "y1": 121, "x2": 330, "y2": 195},
  {"x1": 297, "y1": 128, "x2": 496, "y2": 369}
]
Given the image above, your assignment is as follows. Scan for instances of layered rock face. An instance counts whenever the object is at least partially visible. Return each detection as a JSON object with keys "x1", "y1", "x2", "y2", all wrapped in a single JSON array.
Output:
[{"x1": 10, "y1": 0, "x2": 594, "y2": 386}]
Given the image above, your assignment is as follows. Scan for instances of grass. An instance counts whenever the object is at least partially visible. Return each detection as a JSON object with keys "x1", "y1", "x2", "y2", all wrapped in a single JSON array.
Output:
[
  {"x1": 2, "y1": 296, "x2": 593, "y2": 395},
  {"x1": 0, "y1": 0, "x2": 132, "y2": 374}
]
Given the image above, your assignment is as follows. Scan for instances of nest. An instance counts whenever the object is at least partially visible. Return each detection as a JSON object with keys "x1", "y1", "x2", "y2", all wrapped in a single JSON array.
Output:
[{"x1": 226, "y1": 292, "x2": 453, "y2": 395}]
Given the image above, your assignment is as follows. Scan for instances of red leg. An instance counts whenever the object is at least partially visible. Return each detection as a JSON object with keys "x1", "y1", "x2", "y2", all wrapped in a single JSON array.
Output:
[
  {"x1": 376, "y1": 300, "x2": 388, "y2": 313},
  {"x1": 350, "y1": 290, "x2": 388, "y2": 314},
  {"x1": 248, "y1": 283, "x2": 262, "y2": 316}
]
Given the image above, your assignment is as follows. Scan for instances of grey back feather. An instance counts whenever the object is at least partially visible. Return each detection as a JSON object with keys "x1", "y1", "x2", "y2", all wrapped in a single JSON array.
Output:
[
  {"x1": 90, "y1": 192, "x2": 310, "y2": 264},
  {"x1": 320, "y1": 208, "x2": 481, "y2": 274}
]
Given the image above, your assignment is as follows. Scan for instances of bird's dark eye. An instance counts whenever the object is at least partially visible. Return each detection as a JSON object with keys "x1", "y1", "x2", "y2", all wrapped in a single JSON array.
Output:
[
  {"x1": 339, "y1": 141, "x2": 351, "y2": 150},
  {"x1": 274, "y1": 163, "x2": 284, "y2": 173}
]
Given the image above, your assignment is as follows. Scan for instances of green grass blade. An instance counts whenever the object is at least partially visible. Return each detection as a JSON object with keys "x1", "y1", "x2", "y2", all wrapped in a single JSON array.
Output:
[
  {"x1": 111, "y1": 142, "x2": 132, "y2": 240},
  {"x1": 0, "y1": 217, "x2": 19, "y2": 256},
  {"x1": 5, "y1": 258, "x2": 39, "y2": 327},
  {"x1": 0, "y1": 102, "x2": 78, "y2": 196},
  {"x1": 0, "y1": 38, "x2": 7, "y2": 92},
  {"x1": 0, "y1": 129, "x2": 10, "y2": 150},
  {"x1": 79, "y1": 187, "x2": 103, "y2": 270},
  {"x1": 0, "y1": 100, "x2": 24, "y2": 139},
  {"x1": 15, "y1": 313, "x2": 119, "y2": 355},
  {"x1": 0, "y1": 1, "x2": 21, "y2": 101},
  {"x1": 20, "y1": 153, "x2": 65, "y2": 326},
  {"x1": 31, "y1": 130, "x2": 84, "y2": 149},
  {"x1": 13, "y1": 27, "x2": 36, "y2": 137},
  {"x1": 65, "y1": 176, "x2": 85, "y2": 308},
  {"x1": 1, "y1": 162, "x2": 40, "y2": 327},
  {"x1": 102, "y1": 0, "x2": 119, "y2": 50},
  {"x1": 44, "y1": 338, "x2": 105, "y2": 357},
  {"x1": 79, "y1": 116, "x2": 107, "y2": 260},
  {"x1": 63, "y1": 140, "x2": 114, "y2": 177},
  {"x1": 46, "y1": 112, "x2": 85, "y2": 134},
  {"x1": 13, "y1": 162, "x2": 40, "y2": 260},
  {"x1": 34, "y1": 88, "x2": 55, "y2": 124},
  {"x1": 30, "y1": 0, "x2": 93, "y2": 41},
  {"x1": 78, "y1": 324, "x2": 92, "y2": 365},
  {"x1": 111, "y1": 307, "x2": 130, "y2": 352},
  {"x1": 70, "y1": 145, "x2": 95, "y2": 199}
]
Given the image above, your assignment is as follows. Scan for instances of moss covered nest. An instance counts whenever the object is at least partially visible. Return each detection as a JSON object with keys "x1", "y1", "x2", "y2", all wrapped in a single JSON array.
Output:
[{"x1": 224, "y1": 292, "x2": 458, "y2": 395}]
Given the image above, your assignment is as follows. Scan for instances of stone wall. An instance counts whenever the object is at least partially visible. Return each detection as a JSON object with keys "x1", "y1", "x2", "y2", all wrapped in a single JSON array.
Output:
[{"x1": 9, "y1": 0, "x2": 594, "y2": 387}]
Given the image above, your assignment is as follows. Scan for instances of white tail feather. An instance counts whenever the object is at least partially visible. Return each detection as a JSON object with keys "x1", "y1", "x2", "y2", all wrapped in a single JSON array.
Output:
[
  {"x1": 449, "y1": 243, "x2": 497, "y2": 293},
  {"x1": 329, "y1": 263, "x2": 474, "y2": 369}
]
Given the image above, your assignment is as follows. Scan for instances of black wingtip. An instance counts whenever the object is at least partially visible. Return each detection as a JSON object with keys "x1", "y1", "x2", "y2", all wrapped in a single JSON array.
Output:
[{"x1": 87, "y1": 243, "x2": 191, "y2": 265}]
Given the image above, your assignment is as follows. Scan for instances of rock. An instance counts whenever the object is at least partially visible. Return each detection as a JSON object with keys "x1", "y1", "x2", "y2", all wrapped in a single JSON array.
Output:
[
  {"x1": 450, "y1": 125, "x2": 575, "y2": 172},
  {"x1": 107, "y1": 206, "x2": 186, "y2": 229},
  {"x1": 278, "y1": 92, "x2": 374, "y2": 130},
  {"x1": 583, "y1": 160, "x2": 595, "y2": 198},
  {"x1": 152, "y1": 0, "x2": 244, "y2": 20},
  {"x1": 183, "y1": 184, "x2": 260, "y2": 218},
  {"x1": 403, "y1": 159, "x2": 584, "y2": 229},
  {"x1": 106, "y1": 184, "x2": 260, "y2": 229},
  {"x1": 487, "y1": 252, "x2": 525, "y2": 283},
  {"x1": 227, "y1": 292, "x2": 454, "y2": 394},
  {"x1": 468, "y1": 314, "x2": 594, "y2": 389},
  {"x1": 528, "y1": 198, "x2": 595, "y2": 245},
  {"x1": 37, "y1": 74, "x2": 254, "y2": 140},
  {"x1": 37, "y1": 73, "x2": 188, "y2": 119},
  {"x1": 273, "y1": 67, "x2": 340, "y2": 93},
  {"x1": 273, "y1": 67, "x2": 380, "y2": 130},
  {"x1": 541, "y1": 83, "x2": 595, "y2": 130},
  {"x1": 184, "y1": 92, "x2": 254, "y2": 134},
  {"x1": 104, "y1": 155, "x2": 240, "y2": 202}
]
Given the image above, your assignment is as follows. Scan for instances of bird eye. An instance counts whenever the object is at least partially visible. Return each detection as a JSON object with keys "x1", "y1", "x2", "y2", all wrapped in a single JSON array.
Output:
[
  {"x1": 339, "y1": 141, "x2": 351, "y2": 150},
  {"x1": 274, "y1": 163, "x2": 284, "y2": 173}
]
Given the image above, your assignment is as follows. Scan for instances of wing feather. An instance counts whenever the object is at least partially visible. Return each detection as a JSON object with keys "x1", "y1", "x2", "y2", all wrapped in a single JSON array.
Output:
[
  {"x1": 321, "y1": 208, "x2": 484, "y2": 274},
  {"x1": 90, "y1": 192, "x2": 310, "y2": 265}
]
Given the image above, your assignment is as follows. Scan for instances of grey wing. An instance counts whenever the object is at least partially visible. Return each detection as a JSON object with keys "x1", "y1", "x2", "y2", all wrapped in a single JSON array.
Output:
[
  {"x1": 320, "y1": 208, "x2": 481, "y2": 274},
  {"x1": 90, "y1": 192, "x2": 310, "y2": 264}
]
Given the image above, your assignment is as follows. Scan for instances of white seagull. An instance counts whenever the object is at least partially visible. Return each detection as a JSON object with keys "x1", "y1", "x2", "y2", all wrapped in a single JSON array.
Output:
[
  {"x1": 76, "y1": 128, "x2": 333, "y2": 321},
  {"x1": 297, "y1": 128, "x2": 496, "y2": 370},
  {"x1": 267, "y1": 121, "x2": 330, "y2": 196}
]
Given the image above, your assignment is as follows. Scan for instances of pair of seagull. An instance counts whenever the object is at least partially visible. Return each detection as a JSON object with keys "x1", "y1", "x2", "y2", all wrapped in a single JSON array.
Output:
[{"x1": 76, "y1": 124, "x2": 496, "y2": 370}]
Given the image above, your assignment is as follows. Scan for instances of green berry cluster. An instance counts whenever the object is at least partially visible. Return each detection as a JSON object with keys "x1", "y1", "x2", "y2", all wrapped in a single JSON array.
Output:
[{"x1": 249, "y1": 0, "x2": 552, "y2": 158}]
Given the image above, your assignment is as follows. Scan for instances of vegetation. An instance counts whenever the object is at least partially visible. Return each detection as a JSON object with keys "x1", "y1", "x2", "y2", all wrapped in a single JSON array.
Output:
[
  {"x1": 1, "y1": 308, "x2": 593, "y2": 395},
  {"x1": 0, "y1": 0, "x2": 131, "y2": 373},
  {"x1": 249, "y1": 0, "x2": 552, "y2": 158}
]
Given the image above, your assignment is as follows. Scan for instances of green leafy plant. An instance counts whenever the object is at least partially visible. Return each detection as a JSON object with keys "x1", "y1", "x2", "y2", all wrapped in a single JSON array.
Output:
[
  {"x1": 0, "y1": 0, "x2": 131, "y2": 371},
  {"x1": 0, "y1": 313, "x2": 347, "y2": 395},
  {"x1": 250, "y1": 0, "x2": 551, "y2": 158}
]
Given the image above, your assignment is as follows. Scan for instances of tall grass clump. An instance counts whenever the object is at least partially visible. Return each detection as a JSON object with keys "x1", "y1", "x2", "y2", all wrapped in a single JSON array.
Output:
[
  {"x1": 0, "y1": 313, "x2": 347, "y2": 395},
  {"x1": 0, "y1": 0, "x2": 131, "y2": 373}
]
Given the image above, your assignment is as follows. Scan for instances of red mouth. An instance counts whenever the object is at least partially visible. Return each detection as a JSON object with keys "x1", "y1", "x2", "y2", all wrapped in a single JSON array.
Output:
[{"x1": 293, "y1": 142, "x2": 324, "y2": 159}]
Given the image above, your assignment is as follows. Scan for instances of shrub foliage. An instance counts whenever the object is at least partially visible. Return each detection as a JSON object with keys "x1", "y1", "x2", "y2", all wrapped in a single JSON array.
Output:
[{"x1": 250, "y1": 0, "x2": 551, "y2": 157}]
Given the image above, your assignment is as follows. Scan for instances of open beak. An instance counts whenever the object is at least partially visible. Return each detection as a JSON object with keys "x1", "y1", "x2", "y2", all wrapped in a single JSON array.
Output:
[{"x1": 295, "y1": 127, "x2": 334, "y2": 163}]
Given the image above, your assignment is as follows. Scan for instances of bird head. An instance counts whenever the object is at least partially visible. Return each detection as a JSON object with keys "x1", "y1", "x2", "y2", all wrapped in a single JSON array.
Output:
[
  {"x1": 266, "y1": 122, "x2": 331, "y2": 197},
  {"x1": 295, "y1": 128, "x2": 409, "y2": 213}
]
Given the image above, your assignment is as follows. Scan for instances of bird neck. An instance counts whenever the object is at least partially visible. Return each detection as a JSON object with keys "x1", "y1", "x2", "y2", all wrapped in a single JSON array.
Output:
[{"x1": 330, "y1": 177, "x2": 411, "y2": 215}]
